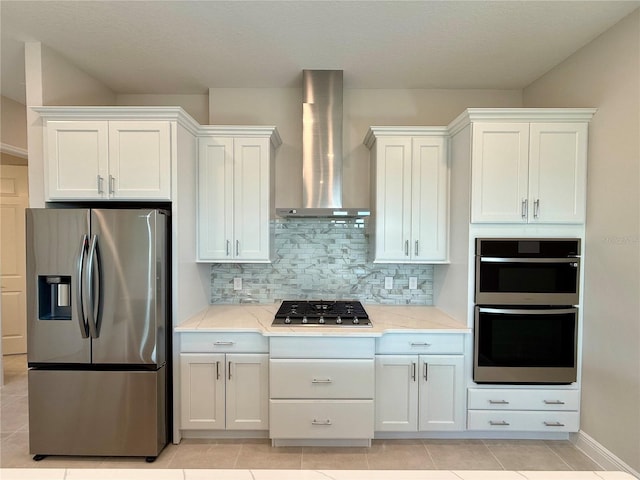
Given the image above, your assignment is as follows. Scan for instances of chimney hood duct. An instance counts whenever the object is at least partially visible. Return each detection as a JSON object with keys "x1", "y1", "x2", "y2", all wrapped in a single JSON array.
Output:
[{"x1": 277, "y1": 70, "x2": 370, "y2": 219}]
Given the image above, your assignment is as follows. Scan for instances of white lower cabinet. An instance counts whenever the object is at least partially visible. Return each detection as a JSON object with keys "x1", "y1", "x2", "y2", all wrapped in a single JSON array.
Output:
[
  {"x1": 180, "y1": 353, "x2": 269, "y2": 431},
  {"x1": 269, "y1": 338, "x2": 375, "y2": 444},
  {"x1": 375, "y1": 354, "x2": 465, "y2": 432},
  {"x1": 467, "y1": 388, "x2": 580, "y2": 432}
]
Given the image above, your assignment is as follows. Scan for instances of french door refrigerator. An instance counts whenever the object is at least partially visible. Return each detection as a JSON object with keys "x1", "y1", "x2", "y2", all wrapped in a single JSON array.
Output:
[{"x1": 26, "y1": 208, "x2": 170, "y2": 461}]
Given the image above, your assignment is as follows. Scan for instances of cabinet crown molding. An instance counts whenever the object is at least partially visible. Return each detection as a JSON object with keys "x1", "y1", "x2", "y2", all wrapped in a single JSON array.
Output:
[
  {"x1": 198, "y1": 126, "x2": 282, "y2": 148},
  {"x1": 32, "y1": 106, "x2": 202, "y2": 135},
  {"x1": 363, "y1": 126, "x2": 448, "y2": 149},
  {"x1": 447, "y1": 108, "x2": 597, "y2": 136}
]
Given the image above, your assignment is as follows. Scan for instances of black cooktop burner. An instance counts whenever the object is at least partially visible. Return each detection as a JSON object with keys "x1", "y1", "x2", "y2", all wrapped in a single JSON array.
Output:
[{"x1": 272, "y1": 300, "x2": 371, "y2": 327}]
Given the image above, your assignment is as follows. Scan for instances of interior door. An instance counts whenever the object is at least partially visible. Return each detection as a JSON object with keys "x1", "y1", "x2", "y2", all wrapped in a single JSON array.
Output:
[
  {"x1": 90, "y1": 209, "x2": 166, "y2": 366},
  {"x1": 1, "y1": 165, "x2": 29, "y2": 354}
]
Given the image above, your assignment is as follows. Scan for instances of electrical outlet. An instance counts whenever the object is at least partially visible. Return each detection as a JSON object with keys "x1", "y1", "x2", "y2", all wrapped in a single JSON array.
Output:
[
  {"x1": 233, "y1": 277, "x2": 242, "y2": 291},
  {"x1": 384, "y1": 276, "x2": 393, "y2": 290},
  {"x1": 409, "y1": 277, "x2": 418, "y2": 290}
]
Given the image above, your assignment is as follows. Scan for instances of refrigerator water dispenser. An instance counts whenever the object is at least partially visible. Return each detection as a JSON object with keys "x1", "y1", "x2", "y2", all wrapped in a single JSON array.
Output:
[{"x1": 38, "y1": 275, "x2": 72, "y2": 320}]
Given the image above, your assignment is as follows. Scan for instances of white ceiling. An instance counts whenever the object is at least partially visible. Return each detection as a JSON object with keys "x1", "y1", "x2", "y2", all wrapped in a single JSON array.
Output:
[{"x1": 1, "y1": 1, "x2": 638, "y2": 105}]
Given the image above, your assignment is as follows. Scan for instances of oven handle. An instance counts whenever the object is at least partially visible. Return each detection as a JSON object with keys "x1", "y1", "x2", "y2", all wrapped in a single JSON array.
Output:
[
  {"x1": 479, "y1": 257, "x2": 579, "y2": 263},
  {"x1": 478, "y1": 307, "x2": 578, "y2": 315}
]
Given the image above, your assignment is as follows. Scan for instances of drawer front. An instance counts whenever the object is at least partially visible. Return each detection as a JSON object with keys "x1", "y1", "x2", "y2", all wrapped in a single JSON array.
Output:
[
  {"x1": 376, "y1": 333, "x2": 464, "y2": 354},
  {"x1": 270, "y1": 359, "x2": 374, "y2": 399},
  {"x1": 468, "y1": 388, "x2": 579, "y2": 411},
  {"x1": 270, "y1": 400, "x2": 374, "y2": 439},
  {"x1": 181, "y1": 332, "x2": 268, "y2": 353},
  {"x1": 270, "y1": 337, "x2": 375, "y2": 359},
  {"x1": 467, "y1": 410, "x2": 579, "y2": 432}
]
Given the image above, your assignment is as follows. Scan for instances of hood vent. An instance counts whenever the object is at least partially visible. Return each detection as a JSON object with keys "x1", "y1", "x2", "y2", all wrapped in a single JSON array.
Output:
[{"x1": 277, "y1": 70, "x2": 370, "y2": 219}]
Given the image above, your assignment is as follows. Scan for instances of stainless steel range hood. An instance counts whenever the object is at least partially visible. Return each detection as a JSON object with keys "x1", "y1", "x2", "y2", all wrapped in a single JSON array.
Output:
[{"x1": 277, "y1": 70, "x2": 370, "y2": 219}]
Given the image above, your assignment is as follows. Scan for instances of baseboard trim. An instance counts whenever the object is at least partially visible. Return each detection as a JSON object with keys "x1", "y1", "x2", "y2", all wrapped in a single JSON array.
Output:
[{"x1": 570, "y1": 430, "x2": 639, "y2": 478}]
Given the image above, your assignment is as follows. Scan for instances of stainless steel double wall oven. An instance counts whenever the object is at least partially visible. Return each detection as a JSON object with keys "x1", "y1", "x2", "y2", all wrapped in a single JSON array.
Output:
[{"x1": 474, "y1": 238, "x2": 581, "y2": 384}]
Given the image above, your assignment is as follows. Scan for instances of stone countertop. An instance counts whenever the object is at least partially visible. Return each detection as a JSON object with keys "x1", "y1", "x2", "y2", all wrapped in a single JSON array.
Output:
[{"x1": 175, "y1": 303, "x2": 470, "y2": 336}]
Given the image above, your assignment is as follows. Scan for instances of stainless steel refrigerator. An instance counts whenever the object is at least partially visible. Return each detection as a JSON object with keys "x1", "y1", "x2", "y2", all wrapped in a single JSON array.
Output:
[{"x1": 26, "y1": 208, "x2": 170, "y2": 461}]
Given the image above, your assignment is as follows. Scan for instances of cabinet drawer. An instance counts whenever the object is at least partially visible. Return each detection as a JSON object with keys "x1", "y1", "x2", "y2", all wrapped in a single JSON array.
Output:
[
  {"x1": 270, "y1": 337, "x2": 375, "y2": 359},
  {"x1": 181, "y1": 332, "x2": 268, "y2": 353},
  {"x1": 376, "y1": 333, "x2": 464, "y2": 354},
  {"x1": 467, "y1": 410, "x2": 579, "y2": 432},
  {"x1": 468, "y1": 388, "x2": 579, "y2": 411},
  {"x1": 270, "y1": 359, "x2": 374, "y2": 399},
  {"x1": 270, "y1": 400, "x2": 374, "y2": 439}
]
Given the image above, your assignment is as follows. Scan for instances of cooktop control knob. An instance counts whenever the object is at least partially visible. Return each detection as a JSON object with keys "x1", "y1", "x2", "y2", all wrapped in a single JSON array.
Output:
[
  {"x1": 353, "y1": 317, "x2": 359, "y2": 324},
  {"x1": 319, "y1": 316, "x2": 325, "y2": 324},
  {"x1": 336, "y1": 316, "x2": 342, "y2": 324},
  {"x1": 284, "y1": 316, "x2": 291, "y2": 324},
  {"x1": 302, "y1": 316, "x2": 308, "y2": 324}
]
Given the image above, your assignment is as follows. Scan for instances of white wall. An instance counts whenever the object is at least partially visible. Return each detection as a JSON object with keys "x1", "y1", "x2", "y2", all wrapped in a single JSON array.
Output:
[
  {"x1": 209, "y1": 87, "x2": 522, "y2": 209},
  {"x1": 1, "y1": 96, "x2": 28, "y2": 150},
  {"x1": 524, "y1": 9, "x2": 640, "y2": 473}
]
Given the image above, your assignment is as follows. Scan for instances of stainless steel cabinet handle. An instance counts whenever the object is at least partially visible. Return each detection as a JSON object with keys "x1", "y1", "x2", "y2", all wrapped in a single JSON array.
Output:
[
  {"x1": 226, "y1": 240, "x2": 230, "y2": 256},
  {"x1": 108, "y1": 175, "x2": 115, "y2": 195},
  {"x1": 216, "y1": 361, "x2": 220, "y2": 380},
  {"x1": 97, "y1": 175, "x2": 104, "y2": 194},
  {"x1": 411, "y1": 362, "x2": 417, "y2": 381},
  {"x1": 489, "y1": 400, "x2": 509, "y2": 405},
  {"x1": 214, "y1": 341, "x2": 235, "y2": 346},
  {"x1": 522, "y1": 199, "x2": 528, "y2": 219},
  {"x1": 415, "y1": 240, "x2": 419, "y2": 256},
  {"x1": 544, "y1": 421, "x2": 565, "y2": 427},
  {"x1": 312, "y1": 378, "x2": 332, "y2": 384},
  {"x1": 311, "y1": 419, "x2": 332, "y2": 426},
  {"x1": 236, "y1": 240, "x2": 240, "y2": 256},
  {"x1": 490, "y1": 420, "x2": 510, "y2": 426},
  {"x1": 543, "y1": 400, "x2": 565, "y2": 405},
  {"x1": 405, "y1": 240, "x2": 409, "y2": 256},
  {"x1": 410, "y1": 342, "x2": 431, "y2": 347},
  {"x1": 228, "y1": 361, "x2": 232, "y2": 380},
  {"x1": 534, "y1": 199, "x2": 540, "y2": 219},
  {"x1": 423, "y1": 362, "x2": 428, "y2": 381},
  {"x1": 76, "y1": 234, "x2": 89, "y2": 338}
]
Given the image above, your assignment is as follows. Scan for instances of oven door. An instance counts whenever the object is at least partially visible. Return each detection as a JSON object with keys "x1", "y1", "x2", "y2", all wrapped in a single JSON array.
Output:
[
  {"x1": 475, "y1": 257, "x2": 580, "y2": 305},
  {"x1": 474, "y1": 307, "x2": 578, "y2": 384}
]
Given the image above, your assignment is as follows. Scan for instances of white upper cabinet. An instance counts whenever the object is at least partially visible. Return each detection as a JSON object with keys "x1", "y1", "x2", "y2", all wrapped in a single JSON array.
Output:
[
  {"x1": 365, "y1": 128, "x2": 449, "y2": 263},
  {"x1": 197, "y1": 127, "x2": 281, "y2": 263},
  {"x1": 35, "y1": 107, "x2": 198, "y2": 202},
  {"x1": 43, "y1": 119, "x2": 170, "y2": 200},
  {"x1": 450, "y1": 109, "x2": 595, "y2": 224}
]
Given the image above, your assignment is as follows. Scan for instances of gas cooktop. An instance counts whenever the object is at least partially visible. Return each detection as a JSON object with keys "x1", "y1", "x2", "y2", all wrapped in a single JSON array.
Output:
[{"x1": 272, "y1": 300, "x2": 372, "y2": 327}]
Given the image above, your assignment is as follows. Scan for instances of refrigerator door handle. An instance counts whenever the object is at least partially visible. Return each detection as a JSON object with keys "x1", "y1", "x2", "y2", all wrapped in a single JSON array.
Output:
[
  {"x1": 86, "y1": 234, "x2": 101, "y2": 338},
  {"x1": 76, "y1": 234, "x2": 90, "y2": 338}
]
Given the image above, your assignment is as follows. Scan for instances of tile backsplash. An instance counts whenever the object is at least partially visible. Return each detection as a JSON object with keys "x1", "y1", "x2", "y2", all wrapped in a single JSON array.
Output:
[{"x1": 210, "y1": 219, "x2": 434, "y2": 305}]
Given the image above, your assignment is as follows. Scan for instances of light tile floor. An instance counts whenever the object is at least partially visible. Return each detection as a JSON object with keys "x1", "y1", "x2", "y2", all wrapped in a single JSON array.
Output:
[{"x1": 1, "y1": 354, "x2": 634, "y2": 480}]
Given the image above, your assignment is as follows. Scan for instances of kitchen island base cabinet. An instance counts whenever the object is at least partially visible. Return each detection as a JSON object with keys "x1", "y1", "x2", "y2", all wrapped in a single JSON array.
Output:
[{"x1": 180, "y1": 353, "x2": 269, "y2": 431}]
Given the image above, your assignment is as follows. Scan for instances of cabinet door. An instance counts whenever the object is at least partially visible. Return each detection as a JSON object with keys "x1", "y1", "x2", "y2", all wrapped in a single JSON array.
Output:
[
  {"x1": 180, "y1": 353, "x2": 225, "y2": 430},
  {"x1": 471, "y1": 123, "x2": 529, "y2": 223},
  {"x1": 375, "y1": 355, "x2": 418, "y2": 432},
  {"x1": 226, "y1": 354, "x2": 269, "y2": 430},
  {"x1": 418, "y1": 355, "x2": 464, "y2": 431},
  {"x1": 373, "y1": 137, "x2": 413, "y2": 261},
  {"x1": 197, "y1": 137, "x2": 234, "y2": 261},
  {"x1": 411, "y1": 137, "x2": 448, "y2": 261},
  {"x1": 46, "y1": 121, "x2": 108, "y2": 200},
  {"x1": 528, "y1": 123, "x2": 587, "y2": 224},
  {"x1": 108, "y1": 121, "x2": 171, "y2": 199},
  {"x1": 233, "y1": 138, "x2": 271, "y2": 262}
]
